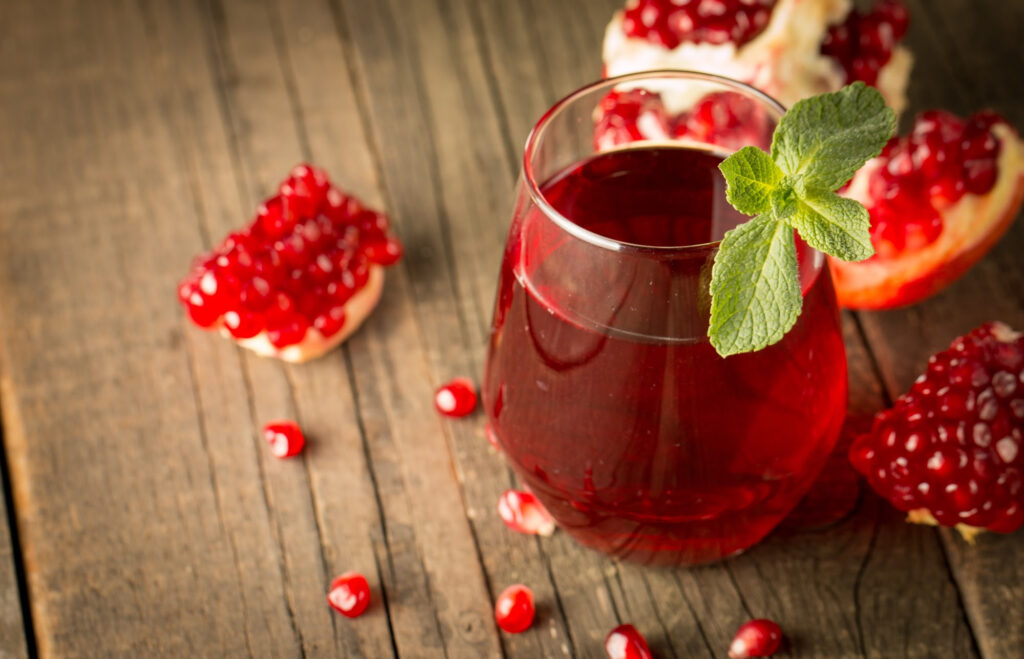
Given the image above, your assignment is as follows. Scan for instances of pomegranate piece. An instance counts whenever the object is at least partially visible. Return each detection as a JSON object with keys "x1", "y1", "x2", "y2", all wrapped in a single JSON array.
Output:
[
  {"x1": 833, "y1": 110, "x2": 1024, "y2": 309},
  {"x1": 494, "y1": 584, "x2": 535, "y2": 633},
  {"x1": 263, "y1": 420, "x2": 306, "y2": 458},
  {"x1": 434, "y1": 377, "x2": 478, "y2": 417},
  {"x1": 820, "y1": 0, "x2": 910, "y2": 86},
  {"x1": 621, "y1": 0, "x2": 776, "y2": 49},
  {"x1": 327, "y1": 571, "x2": 371, "y2": 618},
  {"x1": 605, "y1": 624, "x2": 653, "y2": 659},
  {"x1": 497, "y1": 489, "x2": 556, "y2": 536},
  {"x1": 729, "y1": 619, "x2": 783, "y2": 658},
  {"x1": 603, "y1": 0, "x2": 913, "y2": 114},
  {"x1": 593, "y1": 88, "x2": 769, "y2": 153},
  {"x1": 850, "y1": 323, "x2": 1024, "y2": 539},
  {"x1": 178, "y1": 164, "x2": 402, "y2": 362}
]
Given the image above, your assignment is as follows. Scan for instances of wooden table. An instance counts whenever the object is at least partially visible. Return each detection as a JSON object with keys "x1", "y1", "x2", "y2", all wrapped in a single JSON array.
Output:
[{"x1": 0, "y1": 1, "x2": 1022, "y2": 656}]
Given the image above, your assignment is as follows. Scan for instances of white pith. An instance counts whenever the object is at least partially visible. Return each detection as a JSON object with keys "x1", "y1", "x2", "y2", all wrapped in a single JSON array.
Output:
[
  {"x1": 219, "y1": 265, "x2": 385, "y2": 363},
  {"x1": 602, "y1": 0, "x2": 911, "y2": 114},
  {"x1": 833, "y1": 124, "x2": 1024, "y2": 305}
]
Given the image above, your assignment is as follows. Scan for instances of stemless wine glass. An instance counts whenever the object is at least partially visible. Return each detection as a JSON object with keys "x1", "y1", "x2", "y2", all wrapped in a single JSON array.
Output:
[{"x1": 482, "y1": 72, "x2": 848, "y2": 566}]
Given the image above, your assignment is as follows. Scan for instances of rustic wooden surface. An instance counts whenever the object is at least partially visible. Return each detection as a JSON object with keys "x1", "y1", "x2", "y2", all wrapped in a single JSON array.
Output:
[{"x1": 0, "y1": 0, "x2": 1021, "y2": 657}]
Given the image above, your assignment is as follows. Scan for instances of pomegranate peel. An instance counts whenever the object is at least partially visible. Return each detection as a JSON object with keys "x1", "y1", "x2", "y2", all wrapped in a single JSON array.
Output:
[{"x1": 833, "y1": 120, "x2": 1024, "y2": 309}]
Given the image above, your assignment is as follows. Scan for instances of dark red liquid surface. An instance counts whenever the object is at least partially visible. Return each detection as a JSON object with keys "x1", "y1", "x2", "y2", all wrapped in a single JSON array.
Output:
[{"x1": 483, "y1": 147, "x2": 848, "y2": 564}]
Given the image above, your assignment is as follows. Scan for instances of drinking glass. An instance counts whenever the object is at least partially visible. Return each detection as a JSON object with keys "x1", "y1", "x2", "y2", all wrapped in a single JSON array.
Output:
[{"x1": 482, "y1": 72, "x2": 848, "y2": 565}]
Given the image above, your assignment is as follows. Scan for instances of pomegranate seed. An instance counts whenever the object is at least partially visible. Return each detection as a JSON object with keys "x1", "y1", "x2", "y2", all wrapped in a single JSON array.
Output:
[
  {"x1": 263, "y1": 420, "x2": 306, "y2": 458},
  {"x1": 494, "y1": 584, "x2": 534, "y2": 633},
  {"x1": 435, "y1": 378, "x2": 478, "y2": 417},
  {"x1": 327, "y1": 572, "x2": 371, "y2": 618},
  {"x1": 178, "y1": 164, "x2": 403, "y2": 360},
  {"x1": 729, "y1": 619, "x2": 783, "y2": 658},
  {"x1": 223, "y1": 307, "x2": 264, "y2": 339},
  {"x1": 605, "y1": 624, "x2": 652, "y2": 659},
  {"x1": 363, "y1": 236, "x2": 404, "y2": 266},
  {"x1": 498, "y1": 489, "x2": 556, "y2": 536}
]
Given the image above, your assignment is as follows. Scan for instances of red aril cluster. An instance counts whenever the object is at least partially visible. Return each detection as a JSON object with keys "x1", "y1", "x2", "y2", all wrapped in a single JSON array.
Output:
[
  {"x1": 327, "y1": 572, "x2": 371, "y2": 618},
  {"x1": 729, "y1": 619, "x2": 783, "y2": 658},
  {"x1": 820, "y1": 0, "x2": 910, "y2": 86},
  {"x1": 594, "y1": 89, "x2": 766, "y2": 152},
  {"x1": 864, "y1": 110, "x2": 1004, "y2": 258},
  {"x1": 494, "y1": 584, "x2": 534, "y2": 633},
  {"x1": 178, "y1": 164, "x2": 402, "y2": 357},
  {"x1": 263, "y1": 420, "x2": 306, "y2": 458},
  {"x1": 621, "y1": 0, "x2": 776, "y2": 49},
  {"x1": 605, "y1": 624, "x2": 652, "y2": 659},
  {"x1": 850, "y1": 323, "x2": 1024, "y2": 535}
]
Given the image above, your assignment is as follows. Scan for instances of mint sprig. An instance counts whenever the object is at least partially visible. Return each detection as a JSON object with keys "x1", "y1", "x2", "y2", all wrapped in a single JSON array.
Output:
[{"x1": 709, "y1": 83, "x2": 896, "y2": 357}]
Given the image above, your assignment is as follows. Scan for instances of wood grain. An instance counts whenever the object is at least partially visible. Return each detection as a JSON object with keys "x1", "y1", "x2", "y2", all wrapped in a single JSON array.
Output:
[
  {"x1": 0, "y1": 429, "x2": 28, "y2": 659},
  {"x1": 0, "y1": 0, "x2": 1021, "y2": 657}
]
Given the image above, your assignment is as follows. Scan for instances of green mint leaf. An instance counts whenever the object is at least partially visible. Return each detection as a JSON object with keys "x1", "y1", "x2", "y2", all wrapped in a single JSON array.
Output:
[
  {"x1": 709, "y1": 216, "x2": 801, "y2": 357},
  {"x1": 791, "y1": 187, "x2": 875, "y2": 262},
  {"x1": 718, "y1": 146, "x2": 784, "y2": 215},
  {"x1": 770, "y1": 82, "x2": 896, "y2": 191}
]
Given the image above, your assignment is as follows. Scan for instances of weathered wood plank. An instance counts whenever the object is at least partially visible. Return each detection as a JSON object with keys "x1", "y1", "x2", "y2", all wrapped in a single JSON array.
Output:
[
  {"x1": 203, "y1": 0, "x2": 512, "y2": 656},
  {"x1": 0, "y1": 0, "x2": 306, "y2": 655},
  {"x1": 0, "y1": 438, "x2": 29, "y2": 659},
  {"x1": 856, "y1": 3, "x2": 1024, "y2": 657}
]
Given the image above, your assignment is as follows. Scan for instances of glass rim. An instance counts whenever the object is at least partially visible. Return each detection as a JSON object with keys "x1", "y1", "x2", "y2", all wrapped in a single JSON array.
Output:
[{"x1": 522, "y1": 70, "x2": 787, "y2": 255}]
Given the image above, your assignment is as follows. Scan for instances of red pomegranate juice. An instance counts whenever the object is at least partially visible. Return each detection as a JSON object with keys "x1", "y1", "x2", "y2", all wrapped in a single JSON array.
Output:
[{"x1": 483, "y1": 146, "x2": 848, "y2": 564}]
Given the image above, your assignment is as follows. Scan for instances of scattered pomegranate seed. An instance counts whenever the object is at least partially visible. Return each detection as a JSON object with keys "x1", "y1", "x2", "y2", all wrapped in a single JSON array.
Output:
[
  {"x1": 621, "y1": 0, "x2": 776, "y2": 49},
  {"x1": 497, "y1": 489, "x2": 556, "y2": 536},
  {"x1": 435, "y1": 378, "x2": 478, "y2": 417},
  {"x1": 820, "y1": 0, "x2": 910, "y2": 86},
  {"x1": 850, "y1": 322, "x2": 1024, "y2": 537},
  {"x1": 327, "y1": 572, "x2": 371, "y2": 618},
  {"x1": 263, "y1": 420, "x2": 306, "y2": 458},
  {"x1": 178, "y1": 163, "x2": 403, "y2": 362},
  {"x1": 605, "y1": 624, "x2": 653, "y2": 659},
  {"x1": 729, "y1": 619, "x2": 783, "y2": 658},
  {"x1": 494, "y1": 584, "x2": 535, "y2": 633}
]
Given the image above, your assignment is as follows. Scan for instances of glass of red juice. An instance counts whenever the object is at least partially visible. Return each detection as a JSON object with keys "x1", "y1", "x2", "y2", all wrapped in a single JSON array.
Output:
[{"x1": 482, "y1": 72, "x2": 848, "y2": 565}]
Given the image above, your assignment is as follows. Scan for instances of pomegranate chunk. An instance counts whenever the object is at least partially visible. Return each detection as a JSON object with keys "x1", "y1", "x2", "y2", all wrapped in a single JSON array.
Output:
[
  {"x1": 603, "y1": 0, "x2": 913, "y2": 114},
  {"x1": 833, "y1": 110, "x2": 1024, "y2": 309},
  {"x1": 850, "y1": 322, "x2": 1024, "y2": 539},
  {"x1": 327, "y1": 572, "x2": 371, "y2": 618},
  {"x1": 605, "y1": 624, "x2": 653, "y2": 659},
  {"x1": 820, "y1": 0, "x2": 910, "y2": 86},
  {"x1": 178, "y1": 164, "x2": 402, "y2": 362},
  {"x1": 594, "y1": 88, "x2": 769, "y2": 153},
  {"x1": 621, "y1": 0, "x2": 776, "y2": 49},
  {"x1": 263, "y1": 420, "x2": 306, "y2": 458},
  {"x1": 497, "y1": 489, "x2": 556, "y2": 536},
  {"x1": 729, "y1": 619, "x2": 783, "y2": 658},
  {"x1": 494, "y1": 584, "x2": 535, "y2": 633},
  {"x1": 434, "y1": 378, "x2": 478, "y2": 417}
]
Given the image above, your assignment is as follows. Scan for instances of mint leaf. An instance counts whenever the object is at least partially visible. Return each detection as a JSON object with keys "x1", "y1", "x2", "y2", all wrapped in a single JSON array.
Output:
[
  {"x1": 791, "y1": 188, "x2": 875, "y2": 261},
  {"x1": 709, "y1": 216, "x2": 801, "y2": 357},
  {"x1": 709, "y1": 83, "x2": 895, "y2": 357},
  {"x1": 718, "y1": 146, "x2": 784, "y2": 215},
  {"x1": 771, "y1": 82, "x2": 896, "y2": 191}
]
